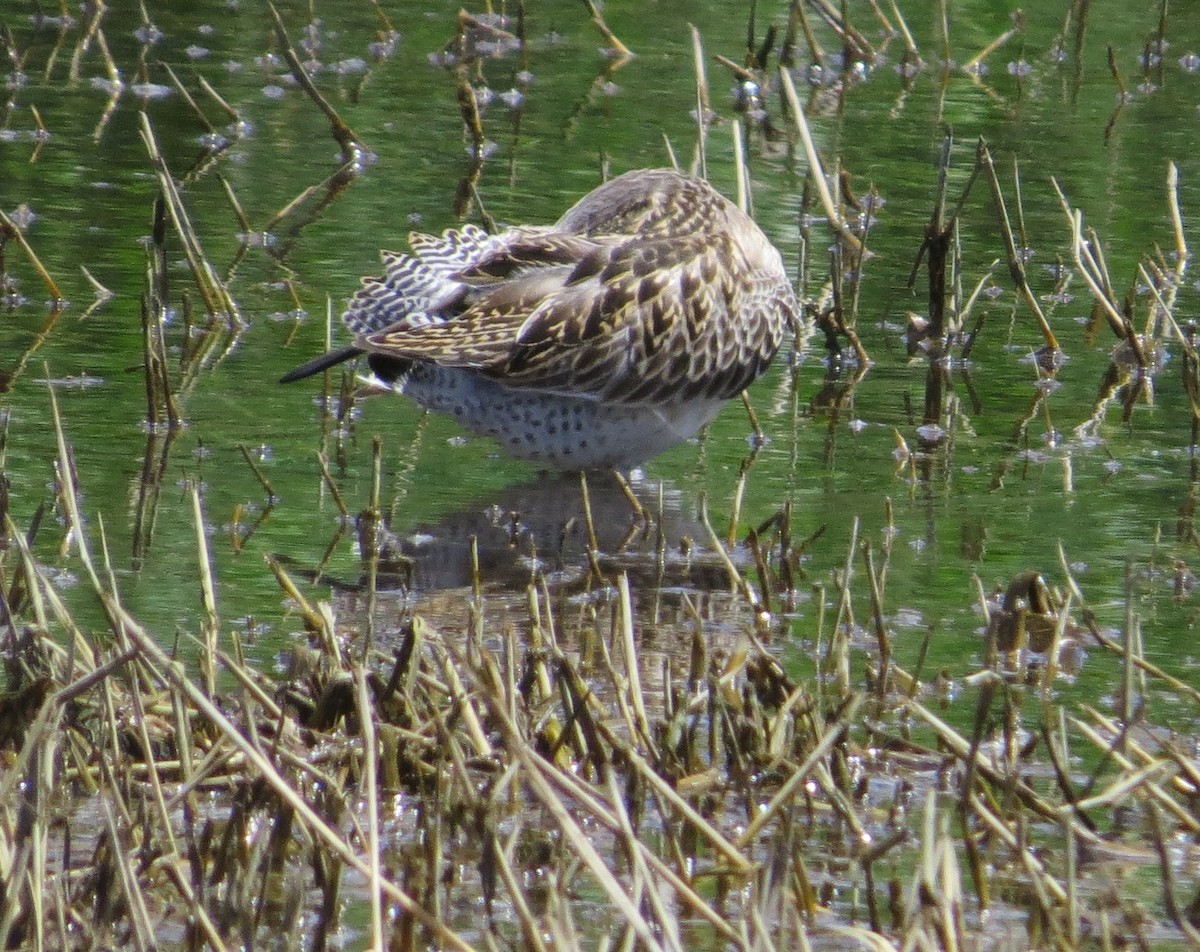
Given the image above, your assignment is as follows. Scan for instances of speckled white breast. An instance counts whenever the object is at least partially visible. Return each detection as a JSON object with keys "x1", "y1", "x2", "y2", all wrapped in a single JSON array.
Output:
[{"x1": 377, "y1": 364, "x2": 726, "y2": 469}]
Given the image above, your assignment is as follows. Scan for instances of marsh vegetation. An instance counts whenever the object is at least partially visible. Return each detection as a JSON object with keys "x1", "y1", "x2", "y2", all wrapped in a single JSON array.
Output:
[{"x1": 4, "y1": 1, "x2": 1200, "y2": 948}]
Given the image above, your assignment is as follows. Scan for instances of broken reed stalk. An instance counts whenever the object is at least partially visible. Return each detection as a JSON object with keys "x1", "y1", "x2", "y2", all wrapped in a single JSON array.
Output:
[
  {"x1": 691, "y1": 24, "x2": 710, "y2": 180},
  {"x1": 316, "y1": 451, "x2": 350, "y2": 518},
  {"x1": 1, "y1": 302, "x2": 67, "y2": 392},
  {"x1": 917, "y1": 133, "x2": 955, "y2": 345},
  {"x1": 197, "y1": 74, "x2": 242, "y2": 125},
  {"x1": 1106, "y1": 43, "x2": 1129, "y2": 99},
  {"x1": 114, "y1": 610, "x2": 476, "y2": 951},
  {"x1": 804, "y1": 0, "x2": 875, "y2": 62},
  {"x1": 581, "y1": 0, "x2": 632, "y2": 60},
  {"x1": 362, "y1": 435, "x2": 384, "y2": 658},
  {"x1": 67, "y1": 0, "x2": 113, "y2": 83},
  {"x1": 1051, "y1": 177, "x2": 1147, "y2": 365},
  {"x1": 785, "y1": 0, "x2": 824, "y2": 67},
  {"x1": 961, "y1": 11, "x2": 1024, "y2": 73},
  {"x1": 46, "y1": 370, "x2": 102, "y2": 594},
  {"x1": 0, "y1": 207, "x2": 63, "y2": 302},
  {"x1": 455, "y1": 71, "x2": 487, "y2": 160},
  {"x1": 1139, "y1": 165, "x2": 1191, "y2": 362},
  {"x1": 267, "y1": 2, "x2": 366, "y2": 164},
  {"x1": 778, "y1": 68, "x2": 863, "y2": 255},
  {"x1": 731, "y1": 117, "x2": 748, "y2": 215},
  {"x1": 190, "y1": 481, "x2": 219, "y2": 698},
  {"x1": 160, "y1": 60, "x2": 215, "y2": 136},
  {"x1": 698, "y1": 492, "x2": 764, "y2": 619},
  {"x1": 139, "y1": 113, "x2": 241, "y2": 327},
  {"x1": 827, "y1": 516, "x2": 858, "y2": 695},
  {"x1": 355, "y1": 667, "x2": 386, "y2": 952},
  {"x1": 220, "y1": 174, "x2": 254, "y2": 238},
  {"x1": 889, "y1": 0, "x2": 921, "y2": 65},
  {"x1": 1167, "y1": 161, "x2": 1189, "y2": 266},
  {"x1": 616, "y1": 573, "x2": 657, "y2": 757},
  {"x1": 976, "y1": 139, "x2": 1059, "y2": 351},
  {"x1": 141, "y1": 197, "x2": 181, "y2": 429},
  {"x1": 726, "y1": 450, "x2": 752, "y2": 545},
  {"x1": 265, "y1": 553, "x2": 334, "y2": 648},
  {"x1": 79, "y1": 263, "x2": 114, "y2": 309},
  {"x1": 237, "y1": 444, "x2": 277, "y2": 503},
  {"x1": 472, "y1": 656, "x2": 668, "y2": 952},
  {"x1": 933, "y1": 0, "x2": 951, "y2": 67},
  {"x1": 578, "y1": 471, "x2": 605, "y2": 583},
  {"x1": 862, "y1": 538, "x2": 890, "y2": 695},
  {"x1": 862, "y1": 0, "x2": 896, "y2": 37}
]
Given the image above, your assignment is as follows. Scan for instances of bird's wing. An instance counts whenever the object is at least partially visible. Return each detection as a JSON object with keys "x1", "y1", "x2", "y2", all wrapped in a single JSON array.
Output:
[
  {"x1": 358, "y1": 228, "x2": 778, "y2": 406},
  {"x1": 351, "y1": 172, "x2": 796, "y2": 407}
]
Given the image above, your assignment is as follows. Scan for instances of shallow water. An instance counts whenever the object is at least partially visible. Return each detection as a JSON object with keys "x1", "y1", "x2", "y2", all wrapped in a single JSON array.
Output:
[
  {"x1": 9, "y1": 4, "x2": 1200, "y2": 950},
  {"x1": 3, "y1": 1, "x2": 1200, "y2": 712}
]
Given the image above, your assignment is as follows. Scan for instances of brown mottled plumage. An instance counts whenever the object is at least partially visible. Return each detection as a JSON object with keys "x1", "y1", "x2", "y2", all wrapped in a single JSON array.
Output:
[{"x1": 284, "y1": 169, "x2": 799, "y2": 468}]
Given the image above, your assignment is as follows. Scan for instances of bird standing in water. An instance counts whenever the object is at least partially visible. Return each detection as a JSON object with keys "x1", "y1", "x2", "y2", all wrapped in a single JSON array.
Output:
[{"x1": 282, "y1": 169, "x2": 799, "y2": 469}]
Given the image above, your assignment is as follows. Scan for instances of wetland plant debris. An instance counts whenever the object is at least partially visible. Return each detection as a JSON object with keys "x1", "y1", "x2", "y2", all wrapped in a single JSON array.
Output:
[
  {"x1": 4, "y1": 416, "x2": 1200, "y2": 949},
  {"x1": 8, "y1": 1, "x2": 1200, "y2": 949}
]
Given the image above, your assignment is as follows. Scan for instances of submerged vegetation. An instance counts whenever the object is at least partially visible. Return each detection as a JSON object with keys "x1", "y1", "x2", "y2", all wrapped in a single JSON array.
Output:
[{"x1": 5, "y1": 0, "x2": 1200, "y2": 949}]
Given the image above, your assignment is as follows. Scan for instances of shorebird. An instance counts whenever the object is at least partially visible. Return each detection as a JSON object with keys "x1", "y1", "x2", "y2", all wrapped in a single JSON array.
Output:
[{"x1": 282, "y1": 168, "x2": 799, "y2": 468}]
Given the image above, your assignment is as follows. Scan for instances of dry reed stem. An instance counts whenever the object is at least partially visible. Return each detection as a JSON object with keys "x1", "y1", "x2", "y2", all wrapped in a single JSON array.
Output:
[
  {"x1": 190, "y1": 483, "x2": 219, "y2": 697},
  {"x1": 267, "y1": 2, "x2": 366, "y2": 163},
  {"x1": 265, "y1": 553, "x2": 335, "y2": 646},
  {"x1": 68, "y1": 0, "x2": 113, "y2": 82},
  {"x1": 1068, "y1": 714, "x2": 1200, "y2": 831},
  {"x1": 977, "y1": 140, "x2": 1059, "y2": 351},
  {"x1": 961, "y1": 13, "x2": 1024, "y2": 72},
  {"x1": 1077, "y1": 606, "x2": 1200, "y2": 704},
  {"x1": 354, "y1": 666, "x2": 385, "y2": 951},
  {"x1": 78, "y1": 263, "x2": 113, "y2": 304},
  {"x1": 778, "y1": 68, "x2": 863, "y2": 254},
  {"x1": 691, "y1": 24, "x2": 710, "y2": 181},
  {"x1": 616, "y1": 573, "x2": 657, "y2": 757},
  {"x1": 732, "y1": 117, "x2": 749, "y2": 215},
  {"x1": 1167, "y1": 161, "x2": 1189, "y2": 265},
  {"x1": 805, "y1": 0, "x2": 876, "y2": 60},
  {"x1": 139, "y1": 113, "x2": 241, "y2": 326},
  {"x1": 46, "y1": 373, "x2": 102, "y2": 594},
  {"x1": 738, "y1": 693, "x2": 862, "y2": 846},
  {"x1": 907, "y1": 699, "x2": 1062, "y2": 823},
  {"x1": 197, "y1": 74, "x2": 241, "y2": 123},
  {"x1": 547, "y1": 642, "x2": 753, "y2": 874},
  {"x1": 474, "y1": 655, "x2": 670, "y2": 952},
  {"x1": 437, "y1": 647, "x2": 493, "y2": 756},
  {"x1": 581, "y1": 0, "x2": 633, "y2": 60},
  {"x1": 699, "y1": 493, "x2": 764, "y2": 617},
  {"x1": 0, "y1": 207, "x2": 63, "y2": 302},
  {"x1": 261, "y1": 162, "x2": 359, "y2": 238},
  {"x1": 237, "y1": 444, "x2": 278, "y2": 502},
  {"x1": 160, "y1": 61, "x2": 215, "y2": 134},
  {"x1": 787, "y1": 1, "x2": 825, "y2": 66},
  {"x1": 1, "y1": 306, "x2": 67, "y2": 391},
  {"x1": 1051, "y1": 178, "x2": 1144, "y2": 360},
  {"x1": 109, "y1": 606, "x2": 477, "y2": 951},
  {"x1": 967, "y1": 794, "x2": 1068, "y2": 906},
  {"x1": 480, "y1": 650, "x2": 748, "y2": 938}
]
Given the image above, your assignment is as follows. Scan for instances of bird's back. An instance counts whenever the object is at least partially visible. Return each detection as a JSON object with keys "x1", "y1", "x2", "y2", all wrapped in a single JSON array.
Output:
[{"x1": 336, "y1": 169, "x2": 798, "y2": 467}]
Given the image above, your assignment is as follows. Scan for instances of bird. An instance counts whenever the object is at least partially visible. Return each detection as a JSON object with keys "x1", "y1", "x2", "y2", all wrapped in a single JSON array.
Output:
[{"x1": 282, "y1": 168, "x2": 799, "y2": 469}]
